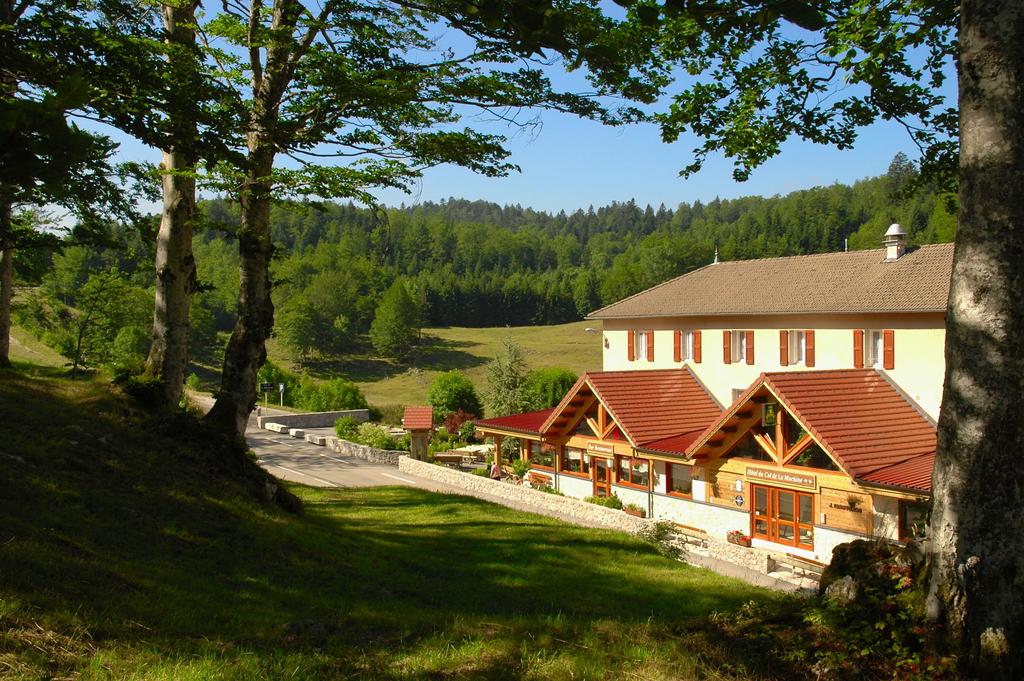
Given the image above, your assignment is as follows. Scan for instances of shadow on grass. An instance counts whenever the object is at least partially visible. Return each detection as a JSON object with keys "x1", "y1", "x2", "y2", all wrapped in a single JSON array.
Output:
[{"x1": 0, "y1": 371, "x2": 809, "y2": 679}]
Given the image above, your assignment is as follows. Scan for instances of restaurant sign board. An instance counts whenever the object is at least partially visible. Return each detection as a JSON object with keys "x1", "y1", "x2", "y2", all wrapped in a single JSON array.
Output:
[
  {"x1": 587, "y1": 442, "x2": 614, "y2": 455},
  {"x1": 746, "y1": 466, "x2": 816, "y2": 489}
]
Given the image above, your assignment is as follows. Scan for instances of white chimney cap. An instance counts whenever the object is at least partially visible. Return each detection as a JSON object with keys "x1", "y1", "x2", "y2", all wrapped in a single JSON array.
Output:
[{"x1": 885, "y1": 223, "x2": 906, "y2": 238}]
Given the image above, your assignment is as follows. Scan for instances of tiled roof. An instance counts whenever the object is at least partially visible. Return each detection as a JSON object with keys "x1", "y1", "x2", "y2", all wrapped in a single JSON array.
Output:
[
  {"x1": 859, "y1": 452, "x2": 935, "y2": 492},
  {"x1": 553, "y1": 368, "x2": 723, "y2": 447},
  {"x1": 689, "y1": 369, "x2": 936, "y2": 492},
  {"x1": 475, "y1": 408, "x2": 555, "y2": 436},
  {"x1": 638, "y1": 430, "x2": 705, "y2": 456},
  {"x1": 587, "y1": 243, "x2": 954, "y2": 319},
  {"x1": 402, "y1": 406, "x2": 434, "y2": 430}
]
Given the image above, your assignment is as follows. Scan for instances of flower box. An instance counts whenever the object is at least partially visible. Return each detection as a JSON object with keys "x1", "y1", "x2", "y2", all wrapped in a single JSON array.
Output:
[
  {"x1": 727, "y1": 530, "x2": 752, "y2": 547},
  {"x1": 624, "y1": 505, "x2": 646, "y2": 518}
]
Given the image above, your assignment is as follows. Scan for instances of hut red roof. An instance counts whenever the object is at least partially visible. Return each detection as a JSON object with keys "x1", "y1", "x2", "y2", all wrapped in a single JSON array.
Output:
[{"x1": 402, "y1": 406, "x2": 434, "y2": 431}]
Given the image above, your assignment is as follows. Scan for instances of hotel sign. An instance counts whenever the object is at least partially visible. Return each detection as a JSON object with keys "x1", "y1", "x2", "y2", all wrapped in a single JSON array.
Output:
[
  {"x1": 746, "y1": 466, "x2": 816, "y2": 489},
  {"x1": 587, "y1": 442, "x2": 614, "y2": 455}
]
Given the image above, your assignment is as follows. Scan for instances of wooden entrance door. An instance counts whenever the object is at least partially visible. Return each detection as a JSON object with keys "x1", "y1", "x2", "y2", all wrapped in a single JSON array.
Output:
[
  {"x1": 593, "y1": 457, "x2": 612, "y2": 497},
  {"x1": 751, "y1": 484, "x2": 814, "y2": 549}
]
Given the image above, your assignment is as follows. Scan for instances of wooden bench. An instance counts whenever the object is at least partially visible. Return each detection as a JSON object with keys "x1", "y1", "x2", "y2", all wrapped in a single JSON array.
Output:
[
  {"x1": 674, "y1": 523, "x2": 708, "y2": 548},
  {"x1": 772, "y1": 553, "x2": 827, "y2": 580},
  {"x1": 432, "y1": 452, "x2": 464, "y2": 467},
  {"x1": 527, "y1": 471, "x2": 552, "y2": 488}
]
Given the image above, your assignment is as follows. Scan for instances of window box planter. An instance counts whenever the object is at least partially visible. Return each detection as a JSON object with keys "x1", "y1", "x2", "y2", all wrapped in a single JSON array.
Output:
[
  {"x1": 727, "y1": 530, "x2": 752, "y2": 547},
  {"x1": 624, "y1": 504, "x2": 646, "y2": 518}
]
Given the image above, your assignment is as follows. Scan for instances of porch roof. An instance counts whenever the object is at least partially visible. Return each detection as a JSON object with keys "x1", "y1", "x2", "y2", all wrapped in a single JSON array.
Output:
[
  {"x1": 474, "y1": 408, "x2": 555, "y2": 437},
  {"x1": 688, "y1": 369, "x2": 937, "y2": 492}
]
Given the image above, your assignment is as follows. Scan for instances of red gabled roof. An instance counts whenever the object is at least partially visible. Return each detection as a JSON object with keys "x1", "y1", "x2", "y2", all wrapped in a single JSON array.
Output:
[
  {"x1": 402, "y1": 406, "x2": 434, "y2": 431},
  {"x1": 688, "y1": 369, "x2": 937, "y2": 492},
  {"x1": 539, "y1": 368, "x2": 722, "y2": 448},
  {"x1": 475, "y1": 408, "x2": 555, "y2": 436},
  {"x1": 859, "y1": 451, "x2": 935, "y2": 492}
]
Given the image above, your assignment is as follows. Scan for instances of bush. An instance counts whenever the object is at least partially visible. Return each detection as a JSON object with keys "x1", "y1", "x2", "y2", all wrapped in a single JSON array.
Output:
[
  {"x1": 428, "y1": 370, "x2": 483, "y2": 417},
  {"x1": 185, "y1": 373, "x2": 202, "y2": 391},
  {"x1": 257, "y1": 361, "x2": 301, "y2": 407},
  {"x1": 334, "y1": 416, "x2": 360, "y2": 440},
  {"x1": 357, "y1": 423, "x2": 398, "y2": 450},
  {"x1": 523, "y1": 366, "x2": 578, "y2": 410},
  {"x1": 442, "y1": 409, "x2": 476, "y2": 437},
  {"x1": 297, "y1": 378, "x2": 368, "y2": 412},
  {"x1": 470, "y1": 466, "x2": 490, "y2": 477},
  {"x1": 583, "y1": 494, "x2": 623, "y2": 510},
  {"x1": 510, "y1": 458, "x2": 530, "y2": 478}
]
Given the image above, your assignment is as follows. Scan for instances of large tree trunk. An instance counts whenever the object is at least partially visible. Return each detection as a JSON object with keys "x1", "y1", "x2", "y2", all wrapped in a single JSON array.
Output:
[
  {"x1": 0, "y1": 201, "x2": 12, "y2": 369},
  {"x1": 926, "y1": 2, "x2": 1024, "y2": 678},
  {"x1": 204, "y1": 147, "x2": 276, "y2": 438},
  {"x1": 144, "y1": 146, "x2": 197, "y2": 405},
  {"x1": 144, "y1": 1, "x2": 200, "y2": 408}
]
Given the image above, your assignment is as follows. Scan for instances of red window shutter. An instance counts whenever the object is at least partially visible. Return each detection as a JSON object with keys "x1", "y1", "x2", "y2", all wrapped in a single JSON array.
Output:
[
  {"x1": 627, "y1": 331, "x2": 635, "y2": 361},
  {"x1": 646, "y1": 330, "x2": 655, "y2": 361},
  {"x1": 805, "y1": 330, "x2": 816, "y2": 367},
  {"x1": 779, "y1": 330, "x2": 789, "y2": 366},
  {"x1": 673, "y1": 330, "x2": 681, "y2": 362},
  {"x1": 693, "y1": 331, "x2": 702, "y2": 363},
  {"x1": 723, "y1": 330, "x2": 732, "y2": 364},
  {"x1": 853, "y1": 329, "x2": 864, "y2": 368},
  {"x1": 883, "y1": 329, "x2": 895, "y2": 369},
  {"x1": 745, "y1": 331, "x2": 755, "y2": 365}
]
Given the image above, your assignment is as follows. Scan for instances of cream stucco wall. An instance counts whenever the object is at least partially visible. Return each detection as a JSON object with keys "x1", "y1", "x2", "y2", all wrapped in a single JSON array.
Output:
[{"x1": 600, "y1": 312, "x2": 945, "y2": 419}]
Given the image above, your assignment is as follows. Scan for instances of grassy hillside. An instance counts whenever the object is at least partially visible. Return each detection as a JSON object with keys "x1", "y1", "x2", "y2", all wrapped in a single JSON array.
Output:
[
  {"x1": 0, "y1": 369, "x2": 815, "y2": 680},
  {"x1": 268, "y1": 320, "x2": 603, "y2": 409},
  {"x1": 7, "y1": 323, "x2": 64, "y2": 369}
]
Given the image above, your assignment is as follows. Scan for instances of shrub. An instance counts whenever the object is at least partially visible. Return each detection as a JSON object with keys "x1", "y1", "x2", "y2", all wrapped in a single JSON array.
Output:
[
  {"x1": 538, "y1": 485, "x2": 564, "y2": 496},
  {"x1": 442, "y1": 409, "x2": 477, "y2": 436},
  {"x1": 357, "y1": 422, "x2": 398, "y2": 450},
  {"x1": 185, "y1": 373, "x2": 202, "y2": 391},
  {"x1": 583, "y1": 494, "x2": 623, "y2": 510},
  {"x1": 510, "y1": 458, "x2": 530, "y2": 478},
  {"x1": 470, "y1": 466, "x2": 490, "y2": 477},
  {"x1": 428, "y1": 370, "x2": 483, "y2": 417},
  {"x1": 523, "y1": 366, "x2": 578, "y2": 410},
  {"x1": 334, "y1": 416, "x2": 360, "y2": 440},
  {"x1": 297, "y1": 377, "x2": 368, "y2": 412},
  {"x1": 257, "y1": 361, "x2": 301, "y2": 407}
]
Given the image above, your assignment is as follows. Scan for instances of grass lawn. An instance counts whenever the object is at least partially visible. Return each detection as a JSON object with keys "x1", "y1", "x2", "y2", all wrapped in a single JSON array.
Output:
[
  {"x1": 7, "y1": 323, "x2": 65, "y2": 369},
  {"x1": 0, "y1": 369, "x2": 813, "y2": 680},
  {"x1": 267, "y1": 321, "x2": 603, "y2": 410}
]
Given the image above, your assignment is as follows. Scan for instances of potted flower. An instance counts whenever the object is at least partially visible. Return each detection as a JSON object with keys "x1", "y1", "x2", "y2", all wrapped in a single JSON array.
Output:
[
  {"x1": 623, "y1": 502, "x2": 646, "y2": 518},
  {"x1": 727, "y1": 530, "x2": 752, "y2": 547}
]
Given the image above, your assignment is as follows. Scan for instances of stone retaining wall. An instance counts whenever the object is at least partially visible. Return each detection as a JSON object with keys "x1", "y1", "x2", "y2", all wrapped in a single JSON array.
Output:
[
  {"x1": 256, "y1": 409, "x2": 369, "y2": 429},
  {"x1": 329, "y1": 437, "x2": 404, "y2": 466},
  {"x1": 399, "y1": 456, "x2": 648, "y2": 534}
]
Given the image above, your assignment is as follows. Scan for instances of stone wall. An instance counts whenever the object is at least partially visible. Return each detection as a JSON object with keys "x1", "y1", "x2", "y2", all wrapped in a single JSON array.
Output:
[
  {"x1": 256, "y1": 409, "x2": 369, "y2": 429},
  {"x1": 400, "y1": 457, "x2": 649, "y2": 534},
  {"x1": 329, "y1": 437, "x2": 404, "y2": 466}
]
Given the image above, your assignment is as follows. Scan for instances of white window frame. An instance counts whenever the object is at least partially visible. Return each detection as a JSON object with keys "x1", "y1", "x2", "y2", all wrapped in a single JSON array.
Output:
[
  {"x1": 730, "y1": 330, "x2": 749, "y2": 363},
  {"x1": 680, "y1": 330, "x2": 695, "y2": 361},
  {"x1": 788, "y1": 330, "x2": 806, "y2": 366},
  {"x1": 634, "y1": 330, "x2": 649, "y2": 361},
  {"x1": 865, "y1": 330, "x2": 883, "y2": 368}
]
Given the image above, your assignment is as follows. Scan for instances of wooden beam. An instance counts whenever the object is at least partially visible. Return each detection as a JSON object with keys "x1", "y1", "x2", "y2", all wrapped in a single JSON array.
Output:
[
  {"x1": 736, "y1": 410, "x2": 754, "y2": 419},
  {"x1": 752, "y1": 432, "x2": 777, "y2": 460},
  {"x1": 782, "y1": 434, "x2": 816, "y2": 465},
  {"x1": 775, "y1": 415, "x2": 786, "y2": 462},
  {"x1": 721, "y1": 426, "x2": 737, "y2": 433}
]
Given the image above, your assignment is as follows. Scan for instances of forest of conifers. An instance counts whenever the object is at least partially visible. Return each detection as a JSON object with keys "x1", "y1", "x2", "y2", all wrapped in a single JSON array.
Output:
[{"x1": 15, "y1": 156, "x2": 956, "y2": 369}]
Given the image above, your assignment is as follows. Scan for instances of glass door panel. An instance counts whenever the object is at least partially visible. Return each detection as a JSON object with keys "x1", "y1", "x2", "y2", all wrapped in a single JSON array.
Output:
[
  {"x1": 593, "y1": 458, "x2": 611, "y2": 497},
  {"x1": 752, "y1": 486, "x2": 770, "y2": 539},
  {"x1": 751, "y1": 484, "x2": 814, "y2": 550}
]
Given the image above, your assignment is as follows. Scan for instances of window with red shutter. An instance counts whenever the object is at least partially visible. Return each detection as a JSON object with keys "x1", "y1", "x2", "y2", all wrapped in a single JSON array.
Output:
[
  {"x1": 805, "y1": 330, "x2": 815, "y2": 367},
  {"x1": 673, "y1": 330, "x2": 681, "y2": 362},
  {"x1": 779, "y1": 330, "x2": 790, "y2": 366},
  {"x1": 853, "y1": 329, "x2": 864, "y2": 368},
  {"x1": 693, "y1": 331, "x2": 702, "y2": 363},
  {"x1": 883, "y1": 329, "x2": 895, "y2": 369},
  {"x1": 745, "y1": 331, "x2": 755, "y2": 365},
  {"x1": 628, "y1": 330, "x2": 635, "y2": 361},
  {"x1": 646, "y1": 330, "x2": 655, "y2": 362},
  {"x1": 723, "y1": 330, "x2": 732, "y2": 364}
]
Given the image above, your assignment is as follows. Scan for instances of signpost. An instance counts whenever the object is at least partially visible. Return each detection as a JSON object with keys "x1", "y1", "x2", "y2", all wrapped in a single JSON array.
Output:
[
  {"x1": 259, "y1": 382, "x2": 274, "y2": 404},
  {"x1": 278, "y1": 382, "x2": 285, "y2": 406}
]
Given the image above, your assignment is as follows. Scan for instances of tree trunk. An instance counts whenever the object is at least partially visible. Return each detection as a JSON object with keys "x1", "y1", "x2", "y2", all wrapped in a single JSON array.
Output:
[
  {"x1": 144, "y1": 1, "x2": 200, "y2": 408},
  {"x1": 926, "y1": 2, "x2": 1024, "y2": 678},
  {"x1": 144, "y1": 145, "x2": 197, "y2": 406},
  {"x1": 0, "y1": 201, "x2": 12, "y2": 369},
  {"x1": 204, "y1": 147, "x2": 276, "y2": 438}
]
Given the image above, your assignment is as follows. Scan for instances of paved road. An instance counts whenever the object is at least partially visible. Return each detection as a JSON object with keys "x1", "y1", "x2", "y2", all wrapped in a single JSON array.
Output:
[{"x1": 247, "y1": 427, "x2": 420, "y2": 489}]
